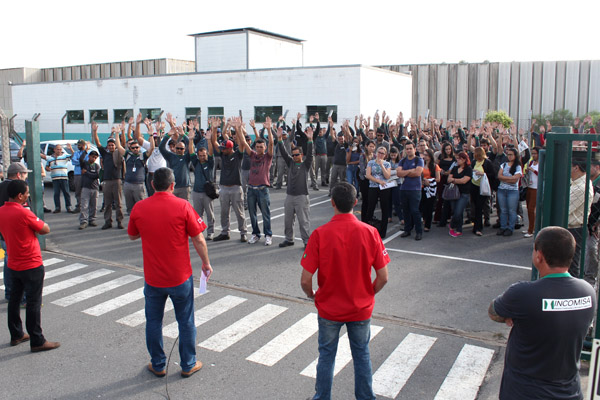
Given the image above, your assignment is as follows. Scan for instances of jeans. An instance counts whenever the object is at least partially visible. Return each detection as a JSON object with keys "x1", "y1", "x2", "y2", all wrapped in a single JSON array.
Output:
[
  {"x1": 52, "y1": 179, "x2": 71, "y2": 210},
  {"x1": 400, "y1": 190, "x2": 423, "y2": 234},
  {"x1": 144, "y1": 276, "x2": 197, "y2": 372},
  {"x1": 497, "y1": 188, "x2": 519, "y2": 231},
  {"x1": 391, "y1": 186, "x2": 402, "y2": 222},
  {"x1": 7, "y1": 265, "x2": 45, "y2": 347},
  {"x1": 450, "y1": 193, "x2": 470, "y2": 233},
  {"x1": 248, "y1": 186, "x2": 272, "y2": 236},
  {"x1": 314, "y1": 316, "x2": 375, "y2": 400},
  {"x1": 346, "y1": 165, "x2": 359, "y2": 193},
  {"x1": 420, "y1": 190, "x2": 436, "y2": 230},
  {"x1": 365, "y1": 187, "x2": 392, "y2": 238}
]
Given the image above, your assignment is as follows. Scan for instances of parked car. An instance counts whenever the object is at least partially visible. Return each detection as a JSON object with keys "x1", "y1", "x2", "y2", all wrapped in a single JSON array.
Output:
[
  {"x1": 40, "y1": 140, "x2": 100, "y2": 191},
  {"x1": 0, "y1": 139, "x2": 23, "y2": 165}
]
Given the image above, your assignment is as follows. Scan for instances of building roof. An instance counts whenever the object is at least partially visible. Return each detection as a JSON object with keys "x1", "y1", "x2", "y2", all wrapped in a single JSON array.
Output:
[{"x1": 188, "y1": 28, "x2": 304, "y2": 43}]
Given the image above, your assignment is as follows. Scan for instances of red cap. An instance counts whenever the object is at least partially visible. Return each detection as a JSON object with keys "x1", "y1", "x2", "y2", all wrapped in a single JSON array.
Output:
[{"x1": 221, "y1": 140, "x2": 234, "y2": 149}]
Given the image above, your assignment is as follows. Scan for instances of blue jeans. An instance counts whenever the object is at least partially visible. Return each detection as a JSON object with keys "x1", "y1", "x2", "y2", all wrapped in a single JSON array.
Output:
[
  {"x1": 390, "y1": 186, "x2": 403, "y2": 222},
  {"x1": 144, "y1": 275, "x2": 196, "y2": 372},
  {"x1": 248, "y1": 186, "x2": 272, "y2": 236},
  {"x1": 314, "y1": 316, "x2": 375, "y2": 400},
  {"x1": 449, "y1": 193, "x2": 470, "y2": 233},
  {"x1": 497, "y1": 188, "x2": 519, "y2": 231},
  {"x1": 52, "y1": 179, "x2": 71, "y2": 210},
  {"x1": 400, "y1": 190, "x2": 422, "y2": 234},
  {"x1": 346, "y1": 165, "x2": 359, "y2": 193}
]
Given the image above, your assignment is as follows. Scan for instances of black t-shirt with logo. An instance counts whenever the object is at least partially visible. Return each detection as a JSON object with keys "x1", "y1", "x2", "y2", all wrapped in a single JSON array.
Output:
[{"x1": 494, "y1": 276, "x2": 596, "y2": 400}]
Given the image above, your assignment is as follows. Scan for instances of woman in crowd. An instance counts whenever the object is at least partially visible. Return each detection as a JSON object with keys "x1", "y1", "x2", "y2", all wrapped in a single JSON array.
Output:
[
  {"x1": 470, "y1": 147, "x2": 496, "y2": 236},
  {"x1": 420, "y1": 149, "x2": 441, "y2": 232},
  {"x1": 436, "y1": 142, "x2": 456, "y2": 227},
  {"x1": 346, "y1": 136, "x2": 361, "y2": 195},
  {"x1": 523, "y1": 147, "x2": 539, "y2": 238},
  {"x1": 497, "y1": 147, "x2": 522, "y2": 236},
  {"x1": 359, "y1": 140, "x2": 376, "y2": 222},
  {"x1": 388, "y1": 146, "x2": 403, "y2": 224},
  {"x1": 365, "y1": 146, "x2": 392, "y2": 238},
  {"x1": 447, "y1": 152, "x2": 472, "y2": 237}
]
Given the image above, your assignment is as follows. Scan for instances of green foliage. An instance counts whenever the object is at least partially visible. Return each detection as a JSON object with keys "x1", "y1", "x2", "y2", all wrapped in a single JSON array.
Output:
[
  {"x1": 586, "y1": 111, "x2": 600, "y2": 126},
  {"x1": 484, "y1": 110, "x2": 513, "y2": 128},
  {"x1": 531, "y1": 109, "x2": 600, "y2": 128}
]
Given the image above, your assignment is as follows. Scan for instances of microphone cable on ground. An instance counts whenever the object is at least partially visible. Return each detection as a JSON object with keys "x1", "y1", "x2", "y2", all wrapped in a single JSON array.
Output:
[{"x1": 164, "y1": 335, "x2": 179, "y2": 400}]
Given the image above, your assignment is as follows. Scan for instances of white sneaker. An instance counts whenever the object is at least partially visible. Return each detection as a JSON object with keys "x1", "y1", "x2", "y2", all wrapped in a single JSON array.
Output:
[
  {"x1": 248, "y1": 234, "x2": 260, "y2": 244},
  {"x1": 265, "y1": 236, "x2": 272, "y2": 246},
  {"x1": 206, "y1": 233, "x2": 213, "y2": 240},
  {"x1": 524, "y1": 233, "x2": 533, "y2": 238},
  {"x1": 521, "y1": 230, "x2": 528, "y2": 234}
]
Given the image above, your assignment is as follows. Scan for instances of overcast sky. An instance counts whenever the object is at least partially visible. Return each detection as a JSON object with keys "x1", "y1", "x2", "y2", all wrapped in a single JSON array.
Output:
[{"x1": 2, "y1": 0, "x2": 598, "y2": 70}]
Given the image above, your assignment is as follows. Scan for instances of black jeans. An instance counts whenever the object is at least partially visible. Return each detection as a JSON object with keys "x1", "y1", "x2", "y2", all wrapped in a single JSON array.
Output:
[
  {"x1": 366, "y1": 187, "x2": 392, "y2": 238},
  {"x1": 420, "y1": 190, "x2": 436, "y2": 230},
  {"x1": 7, "y1": 265, "x2": 46, "y2": 346},
  {"x1": 359, "y1": 178, "x2": 370, "y2": 223},
  {"x1": 470, "y1": 184, "x2": 486, "y2": 232}
]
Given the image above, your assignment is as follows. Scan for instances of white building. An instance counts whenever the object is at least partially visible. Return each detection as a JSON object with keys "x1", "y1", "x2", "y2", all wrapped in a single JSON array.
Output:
[{"x1": 8, "y1": 28, "x2": 411, "y2": 140}]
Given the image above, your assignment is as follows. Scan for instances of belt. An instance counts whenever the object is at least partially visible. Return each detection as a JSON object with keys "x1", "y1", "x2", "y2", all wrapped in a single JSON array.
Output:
[
  {"x1": 317, "y1": 153, "x2": 327, "y2": 156},
  {"x1": 248, "y1": 185, "x2": 267, "y2": 189}
]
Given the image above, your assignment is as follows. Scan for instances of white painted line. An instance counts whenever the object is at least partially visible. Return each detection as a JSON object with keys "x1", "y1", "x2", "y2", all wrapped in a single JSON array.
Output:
[
  {"x1": 43, "y1": 269, "x2": 114, "y2": 295},
  {"x1": 372, "y1": 333, "x2": 437, "y2": 399},
  {"x1": 163, "y1": 295, "x2": 246, "y2": 339},
  {"x1": 247, "y1": 313, "x2": 318, "y2": 366},
  {"x1": 300, "y1": 325, "x2": 384, "y2": 378},
  {"x1": 199, "y1": 304, "x2": 287, "y2": 352},
  {"x1": 44, "y1": 258, "x2": 65, "y2": 266},
  {"x1": 433, "y1": 344, "x2": 495, "y2": 400},
  {"x1": 83, "y1": 287, "x2": 145, "y2": 316},
  {"x1": 52, "y1": 275, "x2": 142, "y2": 307},
  {"x1": 382, "y1": 230, "x2": 404, "y2": 244},
  {"x1": 0, "y1": 272, "x2": 2, "y2": 280},
  {"x1": 117, "y1": 290, "x2": 203, "y2": 327},
  {"x1": 45, "y1": 263, "x2": 88, "y2": 279},
  {"x1": 385, "y1": 248, "x2": 530, "y2": 270}
]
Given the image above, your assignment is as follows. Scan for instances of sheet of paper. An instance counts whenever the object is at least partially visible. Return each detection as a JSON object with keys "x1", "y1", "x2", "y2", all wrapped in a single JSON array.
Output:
[{"x1": 199, "y1": 271, "x2": 208, "y2": 294}]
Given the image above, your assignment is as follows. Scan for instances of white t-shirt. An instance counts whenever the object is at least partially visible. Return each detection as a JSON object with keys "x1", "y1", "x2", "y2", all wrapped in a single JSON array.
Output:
[
  {"x1": 528, "y1": 162, "x2": 539, "y2": 189},
  {"x1": 142, "y1": 139, "x2": 167, "y2": 173}
]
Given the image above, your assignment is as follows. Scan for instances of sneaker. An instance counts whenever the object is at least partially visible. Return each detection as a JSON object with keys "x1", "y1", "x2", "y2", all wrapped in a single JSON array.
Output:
[
  {"x1": 101, "y1": 223, "x2": 112, "y2": 230},
  {"x1": 248, "y1": 234, "x2": 260, "y2": 244},
  {"x1": 524, "y1": 233, "x2": 533, "y2": 238},
  {"x1": 88, "y1": 221, "x2": 98, "y2": 227},
  {"x1": 213, "y1": 233, "x2": 230, "y2": 242},
  {"x1": 449, "y1": 228, "x2": 456, "y2": 237},
  {"x1": 521, "y1": 230, "x2": 529, "y2": 234},
  {"x1": 181, "y1": 360, "x2": 203, "y2": 378},
  {"x1": 43, "y1": 207, "x2": 52, "y2": 213},
  {"x1": 52, "y1": 209, "x2": 61, "y2": 214},
  {"x1": 496, "y1": 229, "x2": 506, "y2": 236},
  {"x1": 78, "y1": 222, "x2": 88, "y2": 230},
  {"x1": 278, "y1": 240, "x2": 295, "y2": 248},
  {"x1": 240, "y1": 234, "x2": 247, "y2": 242},
  {"x1": 264, "y1": 236, "x2": 272, "y2": 246},
  {"x1": 312, "y1": 185, "x2": 320, "y2": 191},
  {"x1": 503, "y1": 230, "x2": 513, "y2": 236},
  {"x1": 206, "y1": 233, "x2": 213, "y2": 240},
  {"x1": 400, "y1": 231, "x2": 411, "y2": 238}
]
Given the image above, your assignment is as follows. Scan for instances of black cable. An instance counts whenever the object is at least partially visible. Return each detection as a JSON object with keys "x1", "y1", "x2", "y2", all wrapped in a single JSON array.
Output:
[{"x1": 165, "y1": 335, "x2": 179, "y2": 400}]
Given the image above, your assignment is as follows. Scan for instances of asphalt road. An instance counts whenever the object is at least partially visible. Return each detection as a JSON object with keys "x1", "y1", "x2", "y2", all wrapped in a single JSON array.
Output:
[{"x1": 0, "y1": 183, "x2": 537, "y2": 399}]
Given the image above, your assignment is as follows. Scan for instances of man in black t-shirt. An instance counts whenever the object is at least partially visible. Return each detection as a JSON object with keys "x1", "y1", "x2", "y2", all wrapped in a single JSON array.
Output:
[{"x1": 489, "y1": 226, "x2": 596, "y2": 400}]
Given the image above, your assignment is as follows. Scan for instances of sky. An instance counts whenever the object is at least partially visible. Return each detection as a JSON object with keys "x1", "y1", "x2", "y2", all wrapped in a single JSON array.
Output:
[{"x1": 2, "y1": 0, "x2": 599, "y2": 70}]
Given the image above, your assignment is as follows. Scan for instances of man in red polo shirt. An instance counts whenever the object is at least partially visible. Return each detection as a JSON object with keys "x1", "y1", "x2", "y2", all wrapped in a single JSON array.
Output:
[
  {"x1": 128, "y1": 167, "x2": 212, "y2": 378},
  {"x1": 0, "y1": 180, "x2": 59, "y2": 352},
  {"x1": 301, "y1": 181, "x2": 389, "y2": 400}
]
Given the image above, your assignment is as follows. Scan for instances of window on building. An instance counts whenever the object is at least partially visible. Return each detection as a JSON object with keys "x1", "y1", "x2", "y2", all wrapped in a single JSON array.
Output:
[
  {"x1": 254, "y1": 106, "x2": 283, "y2": 123},
  {"x1": 306, "y1": 106, "x2": 337, "y2": 123},
  {"x1": 207, "y1": 107, "x2": 224, "y2": 118},
  {"x1": 90, "y1": 109, "x2": 108, "y2": 123},
  {"x1": 113, "y1": 109, "x2": 133, "y2": 123},
  {"x1": 185, "y1": 107, "x2": 202, "y2": 126},
  {"x1": 66, "y1": 110, "x2": 84, "y2": 124},
  {"x1": 140, "y1": 108, "x2": 162, "y2": 121}
]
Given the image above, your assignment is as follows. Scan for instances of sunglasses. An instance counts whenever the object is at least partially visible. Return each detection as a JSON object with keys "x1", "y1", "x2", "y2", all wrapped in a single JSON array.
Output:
[
  {"x1": 176, "y1": 147, "x2": 185, "y2": 150},
  {"x1": 130, "y1": 146, "x2": 139, "y2": 149},
  {"x1": 292, "y1": 153, "x2": 301, "y2": 157}
]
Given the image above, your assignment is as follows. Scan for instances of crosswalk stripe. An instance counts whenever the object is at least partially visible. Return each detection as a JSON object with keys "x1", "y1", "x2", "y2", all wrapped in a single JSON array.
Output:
[
  {"x1": 163, "y1": 295, "x2": 246, "y2": 339},
  {"x1": 44, "y1": 258, "x2": 65, "y2": 266},
  {"x1": 117, "y1": 290, "x2": 203, "y2": 327},
  {"x1": 372, "y1": 333, "x2": 437, "y2": 399},
  {"x1": 300, "y1": 325, "x2": 383, "y2": 378},
  {"x1": 45, "y1": 263, "x2": 88, "y2": 279},
  {"x1": 52, "y1": 275, "x2": 142, "y2": 307},
  {"x1": 199, "y1": 304, "x2": 287, "y2": 352},
  {"x1": 247, "y1": 312, "x2": 318, "y2": 366},
  {"x1": 433, "y1": 344, "x2": 495, "y2": 400},
  {"x1": 43, "y1": 269, "x2": 114, "y2": 295},
  {"x1": 83, "y1": 287, "x2": 145, "y2": 316}
]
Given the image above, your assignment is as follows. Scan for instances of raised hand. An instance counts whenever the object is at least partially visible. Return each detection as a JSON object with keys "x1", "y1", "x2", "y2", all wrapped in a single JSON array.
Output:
[
  {"x1": 276, "y1": 126, "x2": 283, "y2": 141},
  {"x1": 92, "y1": 121, "x2": 98, "y2": 132},
  {"x1": 264, "y1": 116, "x2": 272, "y2": 131},
  {"x1": 306, "y1": 126, "x2": 314, "y2": 140},
  {"x1": 249, "y1": 119, "x2": 256, "y2": 129}
]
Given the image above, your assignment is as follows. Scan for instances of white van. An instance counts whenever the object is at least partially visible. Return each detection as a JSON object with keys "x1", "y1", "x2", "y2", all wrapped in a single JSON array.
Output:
[{"x1": 40, "y1": 140, "x2": 100, "y2": 191}]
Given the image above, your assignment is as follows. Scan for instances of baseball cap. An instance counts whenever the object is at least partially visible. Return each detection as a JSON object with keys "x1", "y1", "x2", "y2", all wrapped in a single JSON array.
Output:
[
  {"x1": 88, "y1": 150, "x2": 99, "y2": 157},
  {"x1": 220, "y1": 140, "x2": 234, "y2": 149},
  {"x1": 107, "y1": 138, "x2": 116, "y2": 144},
  {"x1": 400, "y1": 136, "x2": 409, "y2": 141},
  {"x1": 7, "y1": 163, "x2": 32, "y2": 175},
  {"x1": 77, "y1": 139, "x2": 86, "y2": 145}
]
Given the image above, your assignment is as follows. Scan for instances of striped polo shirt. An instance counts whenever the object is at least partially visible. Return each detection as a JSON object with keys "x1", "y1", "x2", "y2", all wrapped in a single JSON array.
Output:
[{"x1": 46, "y1": 153, "x2": 71, "y2": 180}]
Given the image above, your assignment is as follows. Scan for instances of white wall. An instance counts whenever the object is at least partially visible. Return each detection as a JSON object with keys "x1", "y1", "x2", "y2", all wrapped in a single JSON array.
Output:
[
  {"x1": 247, "y1": 32, "x2": 302, "y2": 69},
  {"x1": 359, "y1": 67, "x2": 412, "y2": 119},
  {"x1": 11, "y1": 66, "x2": 410, "y2": 135},
  {"x1": 195, "y1": 33, "x2": 247, "y2": 72}
]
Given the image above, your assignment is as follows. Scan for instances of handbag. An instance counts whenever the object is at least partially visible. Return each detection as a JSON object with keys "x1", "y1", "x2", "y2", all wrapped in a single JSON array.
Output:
[
  {"x1": 442, "y1": 183, "x2": 460, "y2": 201},
  {"x1": 480, "y1": 174, "x2": 491, "y2": 196},
  {"x1": 200, "y1": 164, "x2": 219, "y2": 200}
]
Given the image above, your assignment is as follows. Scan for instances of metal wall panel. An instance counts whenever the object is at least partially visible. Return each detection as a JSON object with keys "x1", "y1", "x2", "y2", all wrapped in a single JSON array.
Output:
[
  {"x1": 100, "y1": 64, "x2": 110, "y2": 79},
  {"x1": 578, "y1": 60, "x2": 590, "y2": 116},
  {"x1": 589, "y1": 61, "x2": 600, "y2": 111},
  {"x1": 448, "y1": 64, "x2": 457, "y2": 120},
  {"x1": 62, "y1": 67, "x2": 71, "y2": 81},
  {"x1": 564, "y1": 61, "x2": 580, "y2": 115},
  {"x1": 133, "y1": 61, "x2": 143, "y2": 77},
  {"x1": 111, "y1": 63, "x2": 121, "y2": 78},
  {"x1": 554, "y1": 61, "x2": 566, "y2": 110},
  {"x1": 497, "y1": 62, "x2": 511, "y2": 112},
  {"x1": 54, "y1": 68, "x2": 63, "y2": 82},
  {"x1": 541, "y1": 61, "x2": 556, "y2": 114},
  {"x1": 417, "y1": 65, "x2": 429, "y2": 118},
  {"x1": 518, "y1": 62, "x2": 533, "y2": 128},
  {"x1": 428, "y1": 65, "x2": 437, "y2": 118},
  {"x1": 72, "y1": 66, "x2": 81, "y2": 81},
  {"x1": 467, "y1": 64, "x2": 477, "y2": 123},
  {"x1": 436, "y1": 64, "x2": 449, "y2": 120},
  {"x1": 531, "y1": 62, "x2": 543, "y2": 115},
  {"x1": 82, "y1": 65, "x2": 90, "y2": 80},
  {"x1": 488, "y1": 63, "x2": 499, "y2": 111},
  {"x1": 476, "y1": 64, "x2": 489, "y2": 121},
  {"x1": 411, "y1": 66, "x2": 418, "y2": 118},
  {"x1": 456, "y1": 64, "x2": 468, "y2": 122}
]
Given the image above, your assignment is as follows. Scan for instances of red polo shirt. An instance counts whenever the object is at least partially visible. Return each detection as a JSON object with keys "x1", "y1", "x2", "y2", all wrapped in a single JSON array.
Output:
[
  {"x1": 0, "y1": 202, "x2": 45, "y2": 271},
  {"x1": 128, "y1": 191, "x2": 206, "y2": 288},
  {"x1": 301, "y1": 213, "x2": 390, "y2": 321}
]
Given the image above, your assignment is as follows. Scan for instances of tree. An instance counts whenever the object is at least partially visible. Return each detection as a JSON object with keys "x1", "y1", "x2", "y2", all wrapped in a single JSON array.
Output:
[{"x1": 484, "y1": 110, "x2": 513, "y2": 128}]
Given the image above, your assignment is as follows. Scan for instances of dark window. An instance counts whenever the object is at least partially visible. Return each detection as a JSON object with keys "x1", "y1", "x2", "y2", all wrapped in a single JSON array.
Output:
[
  {"x1": 140, "y1": 108, "x2": 162, "y2": 121},
  {"x1": 66, "y1": 110, "x2": 84, "y2": 124},
  {"x1": 113, "y1": 109, "x2": 133, "y2": 123},
  {"x1": 90, "y1": 109, "x2": 108, "y2": 123},
  {"x1": 207, "y1": 107, "x2": 224, "y2": 118},
  {"x1": 185, "y1": 107, "x2": 202, "y2": 126},
  {"x1": 254, "y1": 106, "x2": 283, "y2": 123},
  {"x1": 306, "y1": 106, "x2": 337, "y2": 123}
]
